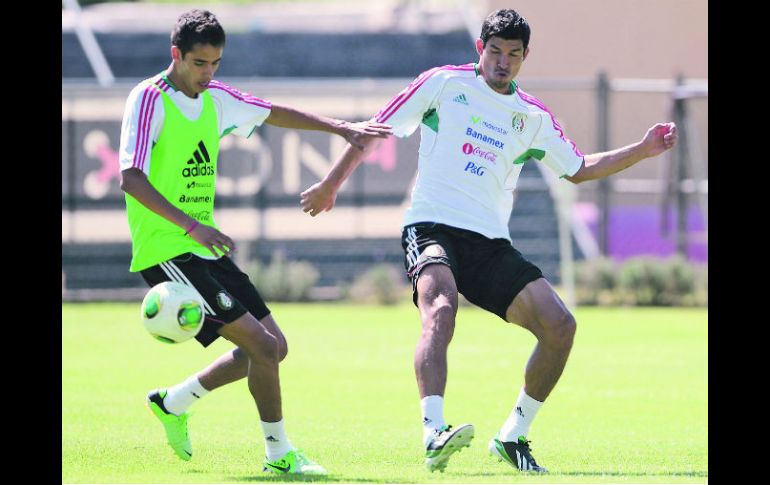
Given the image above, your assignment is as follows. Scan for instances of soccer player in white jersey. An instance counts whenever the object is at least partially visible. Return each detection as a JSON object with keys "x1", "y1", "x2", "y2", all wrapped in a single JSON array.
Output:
[
  {"x1": 119, "y1": 9, "x2": 390, "y2": 475},
  {"x1": 300, "y1": 9, "x2": 677, "y2": 473}
]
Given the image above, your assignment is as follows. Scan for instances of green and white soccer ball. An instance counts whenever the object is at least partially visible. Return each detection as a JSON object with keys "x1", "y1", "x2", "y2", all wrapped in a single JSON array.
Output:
[{"x1": 141, "y1": 281, "x2": 205, "y2": 344}]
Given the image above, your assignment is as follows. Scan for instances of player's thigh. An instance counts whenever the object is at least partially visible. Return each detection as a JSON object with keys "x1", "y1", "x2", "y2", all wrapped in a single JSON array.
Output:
[
  {"x1": 505, "y1": 278, "x2": 573, "y2": 341},
  {"x1": 402, "y1": 223, "x2": 460, "y2": 309},
  {"x1": 415, "y1": 263, "x2": 459, "y2": 310},
  {"x1": 208, "y1": 256, "x2": 286, "y2": 347},
  {"x1": 216, "y1": 311, "x2": 280, "y2": 359}
]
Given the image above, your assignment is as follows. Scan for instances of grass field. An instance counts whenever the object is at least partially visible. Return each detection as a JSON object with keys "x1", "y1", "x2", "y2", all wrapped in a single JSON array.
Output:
[{"x1": 62, "y1": 303, "x2": 707, "y2": 484}]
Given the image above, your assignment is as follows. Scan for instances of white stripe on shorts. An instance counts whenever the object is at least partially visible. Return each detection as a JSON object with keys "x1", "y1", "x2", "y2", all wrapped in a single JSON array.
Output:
[
  {"x1": 159, "y1": 261, "x2": 217, "y2": 316},
  {"x1": 405, "y1": 226, "x2": 420, "y2": 269}
]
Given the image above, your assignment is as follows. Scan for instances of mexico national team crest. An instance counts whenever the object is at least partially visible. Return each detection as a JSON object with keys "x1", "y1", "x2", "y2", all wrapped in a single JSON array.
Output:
[
  {"x1": 512, "y1": 113, "x2": 527, "y2": 134},
  {"x1": 216, "y1": 290, "x2": 234, "y2": 310}
]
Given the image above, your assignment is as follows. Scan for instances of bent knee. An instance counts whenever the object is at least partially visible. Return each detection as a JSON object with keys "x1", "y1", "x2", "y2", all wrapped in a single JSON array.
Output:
[
  {"x1": 241, "y1": 328, "x2": 280, "y2": 362},
  {"x1": 426, "y1": 298, "x2": 457, "y2": 322},
  {"x1": 542, "y1": 311, "x2": 576, "y2": 350},
  {"x1": 419, "y1": 284, "x2": 458, "y2": 322},
  {"x1": 277, "y1": 335, "x2": 288, "y2": 362}
]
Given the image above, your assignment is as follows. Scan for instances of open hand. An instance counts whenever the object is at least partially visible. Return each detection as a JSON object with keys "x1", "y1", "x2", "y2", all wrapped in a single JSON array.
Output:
[{"x1": 188, "y1": 223, "x2": 235, "y2": 257}]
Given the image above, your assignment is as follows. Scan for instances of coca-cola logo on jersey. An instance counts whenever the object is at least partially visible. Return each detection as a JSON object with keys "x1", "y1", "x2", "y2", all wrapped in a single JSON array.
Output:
[{"x1": 461, "y1": 143, "x2": 497, "y2": 164}]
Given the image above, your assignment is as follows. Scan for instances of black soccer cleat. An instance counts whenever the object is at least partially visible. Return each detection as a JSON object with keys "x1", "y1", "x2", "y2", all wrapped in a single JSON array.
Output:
[{"x1": 488, "y1": 435, "x2": 548, "y2": 473}]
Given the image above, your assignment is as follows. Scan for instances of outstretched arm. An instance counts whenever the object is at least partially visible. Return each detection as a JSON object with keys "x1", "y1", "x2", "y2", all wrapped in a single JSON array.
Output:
[
  {"x1": 120, "y1": 168, "x2": 235, "y2": 256},
  {"x1": 265, "y1": 103, "x2": 391, "y2": 150},
  {"x1": 300, "y1": 136, "x2": 383, "y2": 216},
  {"x1": 565, "y1": 122, "x2": 677, "y2": 184}
]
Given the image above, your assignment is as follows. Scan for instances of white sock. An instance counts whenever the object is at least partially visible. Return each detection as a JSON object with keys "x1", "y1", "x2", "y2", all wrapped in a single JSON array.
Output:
[
  {"x1": 163, "y1": 375, "x2": 210, "y2": 416},
  {"x1": 499, "y1": 388, "x2": 543, "y2": 442},
  {"x1": 420, "y1": 395, "x2": 446, "y2": 447},
  {"x1": 261, "y1": 419, "x2": 294, "y2": 461}
]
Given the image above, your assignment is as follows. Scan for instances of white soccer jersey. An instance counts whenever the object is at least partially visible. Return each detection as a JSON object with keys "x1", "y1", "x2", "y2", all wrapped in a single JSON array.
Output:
[
  {"x1": 375, "y1": 63, "x2": 584, "y2": 241},
  {"x1": 119, "y1": 74, "x2": 272, "y2": 174}
]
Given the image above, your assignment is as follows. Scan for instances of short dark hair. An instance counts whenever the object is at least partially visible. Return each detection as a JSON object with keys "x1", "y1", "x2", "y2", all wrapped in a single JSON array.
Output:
[
  {"x1": 480, "y1": 9, "x2": 530, "y2": 48},
  {"x1": 171, "y1": 9, "x2": 226, "y2": 57}
]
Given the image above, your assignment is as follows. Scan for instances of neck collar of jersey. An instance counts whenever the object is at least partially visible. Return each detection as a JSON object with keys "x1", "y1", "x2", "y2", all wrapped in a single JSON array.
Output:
[{"x1": 161, "y1": 73, "x2": 179, "y2": 92}]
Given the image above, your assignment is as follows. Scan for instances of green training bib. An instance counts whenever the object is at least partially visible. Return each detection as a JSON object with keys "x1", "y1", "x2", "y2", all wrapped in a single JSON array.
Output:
[{"x1": 125, "y1": 84, "x2": 221, "y2": 272}]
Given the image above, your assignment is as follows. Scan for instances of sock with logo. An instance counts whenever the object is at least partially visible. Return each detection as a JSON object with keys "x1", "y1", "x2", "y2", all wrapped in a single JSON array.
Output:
[
  {"x1": 420, "y1": 395, "x2": 446, "y2": 448},
  {"x1": 163, "y1": 375, "x2": 210, "y2": 416},
  {"x1": 261, "y1": 419, "x2": 294, "y2": 462},
  {"x1": 499, "y1": 387, "x2": 543, "y2": 442}
]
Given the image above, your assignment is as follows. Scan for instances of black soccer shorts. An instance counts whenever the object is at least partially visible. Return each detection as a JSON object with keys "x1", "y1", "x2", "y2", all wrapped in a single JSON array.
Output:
[
  {"x1": 401, "y1": 222, "x2": 543, "y2": 320},
  {"x1": 140, "y1": 253, "x2": 271, "y2": 347}
]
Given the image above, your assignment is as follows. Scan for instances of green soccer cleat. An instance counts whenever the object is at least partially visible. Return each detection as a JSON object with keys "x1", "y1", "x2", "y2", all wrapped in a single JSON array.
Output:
[
  {"x1": 425, "y1": 424, "x2": 475, "y2": 472},
  {"x1": 263, "y1": 449, "x2": 327, "y2": 475},
  {"x1": 146, "y1": 389, "x2": 193, "y2": 461},
  {"x1": 488, "y1": 434, "x2": 548, "y2": 473}
]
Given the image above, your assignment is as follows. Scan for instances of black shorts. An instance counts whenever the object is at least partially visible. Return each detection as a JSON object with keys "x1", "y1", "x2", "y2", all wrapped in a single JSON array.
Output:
[
  {"x1": 140, "y1": 253, "x2": 271, "y2": 347},
  {"x1": 401, "y1": 222, "x2": 543, "y2": 320}
]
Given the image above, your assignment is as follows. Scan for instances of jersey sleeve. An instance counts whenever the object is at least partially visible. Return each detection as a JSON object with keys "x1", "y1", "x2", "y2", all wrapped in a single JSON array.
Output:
[
  {"x1": 373, "y1": 67, "x2": 448, "y2": 138},
  {"x1": 207, "y1": 80, "x2": 273, "y2": 138},
  {"x1": 532, "y1": 112, "x2": 584, "y2": 178},
  {"x1": 119, "y1": 82, "x2": 165, "y2": 175}
]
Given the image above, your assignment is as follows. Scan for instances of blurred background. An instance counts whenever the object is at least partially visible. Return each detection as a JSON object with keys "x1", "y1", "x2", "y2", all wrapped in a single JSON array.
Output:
[{"x1": 62, "y1": 0, "x2": 708, "y2": 307}]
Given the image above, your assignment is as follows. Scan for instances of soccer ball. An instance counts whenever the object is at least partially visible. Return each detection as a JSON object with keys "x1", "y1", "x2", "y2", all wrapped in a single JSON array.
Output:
[{"x1": 141, "y1": 281, "x2": 206, "y2": 344}]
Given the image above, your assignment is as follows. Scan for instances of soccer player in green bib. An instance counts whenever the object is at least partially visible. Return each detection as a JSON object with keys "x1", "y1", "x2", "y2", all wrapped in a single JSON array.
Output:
[{"x1": 119, "y1": 9, "x2": 391, "y2": 475}]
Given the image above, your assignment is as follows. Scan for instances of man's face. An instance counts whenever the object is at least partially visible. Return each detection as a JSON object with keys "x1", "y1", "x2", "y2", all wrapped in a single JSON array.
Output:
[
  {"x1": 171, "y1": 43, "x2": 223, "y2": 97},
  {"x1": 475, "y1": 36, "x2": 528, "y2": 94}
]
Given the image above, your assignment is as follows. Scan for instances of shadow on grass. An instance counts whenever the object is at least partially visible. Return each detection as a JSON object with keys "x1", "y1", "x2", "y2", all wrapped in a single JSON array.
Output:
[
  {"x1": 226, "y1": 474, "x2": 385, "y2": 483},
  {"x1": 454, "y1": 470, "x2": 707, "y2": 478},
  {"x1": 559, "y1": 471, "x2": 708, "y2": 478}
]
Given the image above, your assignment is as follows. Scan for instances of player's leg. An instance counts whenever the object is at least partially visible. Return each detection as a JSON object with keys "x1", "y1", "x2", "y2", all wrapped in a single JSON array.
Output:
[
  {"x1": 139, "y1": 253, "x2": 254, "y2": 461},
  {"x1": 415, "y1": 264, "x2": 475, "y2": 472},
  {"x1": 402, "y1": 224, "x2": 474, "y2": 472},
  {"x1": 455, "y1": 240, "x2": 563, "y2": 473},
  {"x1": 215, "y1": 307, "x2": 324, "y2": 474},
  {"x1": 414, "y1": 263, "x2": 457, "y2": 401},
  {"x1": 216, "y1": 313, "x2": 282, "y2": 420},
  {"x1": 196, "y1": 259, "x2": 290, "y2": 390},
  {"x1": 196, "y1": 312, "x2": 287, "y2": 390},
  {"x1": 208, "y1": 256, "x2": 324, "y2": 475},
  {"x1": 488, "y1": 277, "x2": 574, "y2": 473},
  {"x1": 506, "y1": 278, "x2": 576, "y2": 403},
  {"x1": 196, "y1": 348, "x2": 248, "y2": 389},
  {"x1": 144, "y1": 306, "x2": 288, "y2": 459}
]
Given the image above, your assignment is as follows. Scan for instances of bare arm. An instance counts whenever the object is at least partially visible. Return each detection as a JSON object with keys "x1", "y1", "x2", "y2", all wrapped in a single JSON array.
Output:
[
  {"x1": 300, "y1": 137, "x2": 383, "y2": 216},
  {"x1": 566, "y1": 122, "x2": 678, "y2": 184},
  {"x1": 120, "y1": 168, "x2": 235, "y2": 256},
  {"x1": 265, "y1": 103, "x2": 391, "y2": 150}
]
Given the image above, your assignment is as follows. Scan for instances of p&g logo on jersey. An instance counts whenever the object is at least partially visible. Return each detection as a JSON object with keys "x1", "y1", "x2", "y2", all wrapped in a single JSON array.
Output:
[
  {"x1": 182, "y1": 141, "x2": 215, "y2": 178},
  {"x1": 464, "y1": 161, "x2": 486, "y2": 176}
]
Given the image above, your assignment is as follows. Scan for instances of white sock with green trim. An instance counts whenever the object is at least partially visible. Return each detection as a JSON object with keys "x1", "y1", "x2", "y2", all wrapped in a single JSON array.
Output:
[
  {"x1": 163, "y1": 375, "x2": 209, "y2": 415},
  {"x1": 499, "y1": 388, "x2": 543, "y2": 442},
  {"x1": 420, "y1": 395, "x2": 446, "y2": 447},
  {"x1": 261, "y1": 419, "x2": 294, "y2": 461}
]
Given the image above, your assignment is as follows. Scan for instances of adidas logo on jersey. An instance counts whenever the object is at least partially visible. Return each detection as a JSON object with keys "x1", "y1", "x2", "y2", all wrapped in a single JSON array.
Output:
[{"x1": 453, "y1": 94, "x2": 469, "y2": 105}]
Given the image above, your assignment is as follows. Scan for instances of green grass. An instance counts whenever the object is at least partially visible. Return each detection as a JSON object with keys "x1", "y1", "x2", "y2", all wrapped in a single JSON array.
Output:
[{"x1": 62, "y1": 303, "x2": 707, "y2": 483}]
